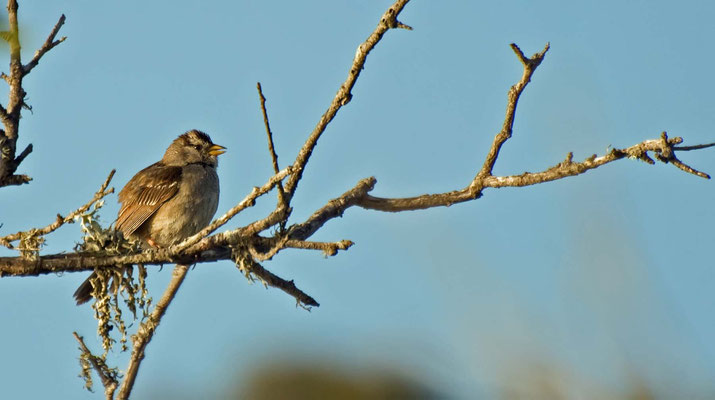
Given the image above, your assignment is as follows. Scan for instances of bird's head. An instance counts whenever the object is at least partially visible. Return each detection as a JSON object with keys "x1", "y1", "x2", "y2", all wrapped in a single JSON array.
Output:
[{"x1": 162, "y1": 129, "x2": 226, "y2": 167}]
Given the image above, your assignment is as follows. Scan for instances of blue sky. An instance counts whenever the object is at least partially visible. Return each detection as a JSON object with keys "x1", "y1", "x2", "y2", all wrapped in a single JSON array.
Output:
[{"x1": 1, "y1": 1, "x2": 714, "y2": 398}]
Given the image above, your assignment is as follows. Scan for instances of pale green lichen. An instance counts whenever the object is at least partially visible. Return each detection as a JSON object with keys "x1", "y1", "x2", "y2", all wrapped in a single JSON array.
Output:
[{"x1": 73, "y1": 205, "x2": 153, "y2": 391}]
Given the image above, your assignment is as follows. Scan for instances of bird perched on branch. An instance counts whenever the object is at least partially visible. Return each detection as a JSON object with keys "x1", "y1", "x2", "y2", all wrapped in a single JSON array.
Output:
[{"x1": 73, "y1": 130, "x2": 226, "y2": 305}]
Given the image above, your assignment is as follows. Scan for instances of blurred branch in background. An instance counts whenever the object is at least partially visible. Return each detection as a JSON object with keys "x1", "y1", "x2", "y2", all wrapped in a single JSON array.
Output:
[{"x1": 234, "y1": 360, "x2": 438, "y2": 400}]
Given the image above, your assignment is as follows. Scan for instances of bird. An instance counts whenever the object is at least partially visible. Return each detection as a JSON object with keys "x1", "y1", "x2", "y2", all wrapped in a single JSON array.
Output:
[{"x1": 73, "y1": 129, "x2": 226, "y2": 305}]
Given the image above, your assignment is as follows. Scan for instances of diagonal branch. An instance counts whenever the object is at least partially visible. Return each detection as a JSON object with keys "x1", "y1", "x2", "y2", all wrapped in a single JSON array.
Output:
[
  {"x1": 116, "y1": 264, "x2": 189, "y2": 400},
  {"x1": 358, "y1": 134, "x2": 712, "y2": 212},
  {"x1": 236, "y1": 253, "x2": 319, "y2": 308},
  {"x1": 282, "y1": 0, "x2": 412, "y2": 202},
  {"x1": 289, "y1": 177, "x2": 376, "y2": 239},
  {"x1": 23, "y1": 14, "x2": 67, "y2": 74}
]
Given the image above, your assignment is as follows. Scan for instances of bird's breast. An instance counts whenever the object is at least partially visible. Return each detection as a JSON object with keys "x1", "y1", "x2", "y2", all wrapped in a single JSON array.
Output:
[{"x1": 146, "y1": 164, "x2": 219, "y2": 246}]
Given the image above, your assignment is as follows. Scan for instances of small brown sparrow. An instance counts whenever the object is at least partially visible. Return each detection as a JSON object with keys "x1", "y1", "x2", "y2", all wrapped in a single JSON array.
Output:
[{"x1": 73, "y1": 130, "x2": 226, "y2": 305}]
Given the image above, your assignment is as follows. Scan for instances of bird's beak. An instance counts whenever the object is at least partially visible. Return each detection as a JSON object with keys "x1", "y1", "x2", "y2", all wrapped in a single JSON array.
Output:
[{"x1": 208, "y1": 144, "x2": 227, "y2": 156}]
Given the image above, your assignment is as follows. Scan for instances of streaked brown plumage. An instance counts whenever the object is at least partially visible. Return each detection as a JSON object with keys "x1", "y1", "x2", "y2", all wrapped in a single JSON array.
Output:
[{"x1": 73, "y1": 130, "x2": 225, "y2": 305}]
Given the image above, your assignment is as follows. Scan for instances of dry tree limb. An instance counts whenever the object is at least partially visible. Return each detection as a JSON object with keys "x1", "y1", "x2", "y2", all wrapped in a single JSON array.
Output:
[
  {"x1": 477, "y1": 43, "x2": 551, "y2": 181},
  {"x1": 355, "y1": 45, "x2": 712, "y2": 213},
  {"x1": 235, "y1": 252, "x2": 319, "y2": 308},
  {"x1": 116, "y1": 264, "x2": 189, "y2": 400},
  {"x1": 253, "y1": 237, "x2": 354, "y2": 257},
  {"x1": 357, "y1": 134, "x2": 712, "y2": 212},
  {"x1": 0, "y1": 1, "x2": 66, "y2": 187},
  {"x1": 673, "y1": 142, "x2": 715, "y2": 151},
  {"x1": 289, "y1": 177, "x2": 376, "y2": 239},
  {"x1": 281, "y1": 0, "x2": 412, "y2": 202},
  {"x1": 24, "y1": 14, "x2": 67, "y2": 74},
  {"x1": 256, "y1": 82, "x2": 287, "y2": 210}
]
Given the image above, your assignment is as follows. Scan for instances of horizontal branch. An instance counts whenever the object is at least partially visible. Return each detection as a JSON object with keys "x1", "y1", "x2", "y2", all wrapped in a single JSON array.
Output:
[
  {"x1": 673, "y1": 142, "x2": 715, "y2": 151},
  {"x1": 251, "y1": 236, "x2": 354, "y2": 258},
  {"x1": 358, "y1": 133, "x2": 711, "y2": 212}
]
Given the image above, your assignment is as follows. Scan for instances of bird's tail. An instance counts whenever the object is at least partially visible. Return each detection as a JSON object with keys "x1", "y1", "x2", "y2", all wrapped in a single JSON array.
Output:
[{"x1": 73, "y1": 272, "x2": 96, "y2": 305}]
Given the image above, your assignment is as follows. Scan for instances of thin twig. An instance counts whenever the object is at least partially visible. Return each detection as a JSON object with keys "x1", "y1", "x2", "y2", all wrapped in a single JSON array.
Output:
[
  {"x1": 256, "y1": 82, "x2": 288, "y2": 231},
  {"x1": 23, "y1": 14, "x2": 67, "y2": 74},
  {"x1": 257, "y1": 83, "x2": 281, "y2": 175},
  {"x1": 281, "y1": 0, "x2": 412, "y2": 202},
  {"x1": 252, "y1": 236, "x2": 354, "y2": 257},
  {"x1": 283, "y1": 239, "x2": 354, "y2": 256},
  {"x1": 673, "y1": 142, "x2": 715, "y2": 151},
  {"x1": 116, "y1": 264, "x2": 190, "y2": 400},
  {"x1": 238, "y1": 254, "x2": 319, "y2": 307},
  {"x1": 13, "y1": 142, "x2": 32, "y2": 165},
  {"x1": 476, "y1": 42, "x2": 550, "y2": 182}
]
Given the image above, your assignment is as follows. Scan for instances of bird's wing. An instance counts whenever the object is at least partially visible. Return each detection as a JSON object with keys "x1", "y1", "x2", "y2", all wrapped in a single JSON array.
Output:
[{"x1": 116, "y1": 162, "x2": 182, "y2": 237}]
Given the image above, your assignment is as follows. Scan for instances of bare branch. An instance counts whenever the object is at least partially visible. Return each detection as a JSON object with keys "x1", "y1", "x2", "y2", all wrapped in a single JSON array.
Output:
[
  {"x1": 256, "y1": 83, "x2": 286, "y2": 206},
  {"x1": 358, "y1": 133, "x2": 712, "y2": 212},
  {"x1": 289, "y1": 177, "x2": 376, "y2": 239},
  {"x1": 236, "y1": 253, "x2": 319, "y2": 308},
  {"x1": 0, "y1": 170, "x2": 115, "y2": 249},
  {"x1": 23, "y1": 14, "x2": 67, "y2": 74},
  {"x1": 282, "y1": 0, "x2": 412, "y2": 201},
  {"x1": 257, "y1": 83, "x2": 281, "y2": 175},
  {"x1": 673, "y1": 142, "x2": 715, "y2": 151},
  {"x1": 353, "y1": 44, "x2": 712, "y2": 213},
  {"x1": 116, "y1": 264, "x2": 189, "y2": 400},
  {"x1": 13, "y1": 142, "x2": 31, "y2": 165},
  {"x1": 283, "y1": 239, "x2": 353, "y2": 256},
  {"x1": 476, "y1": 42, "x2": 550, "y2": 181}
]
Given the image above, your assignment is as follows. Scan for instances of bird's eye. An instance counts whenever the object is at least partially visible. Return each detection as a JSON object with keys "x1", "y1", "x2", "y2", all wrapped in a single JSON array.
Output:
[{"x1": 192, "y1": 144, "x2": 201, "y2": 150}]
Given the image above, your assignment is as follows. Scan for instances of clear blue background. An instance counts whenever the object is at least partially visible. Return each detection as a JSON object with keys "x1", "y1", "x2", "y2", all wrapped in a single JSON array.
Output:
[{"x1": 1, "y1": 1, "x2": 713, "y2": 398}]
